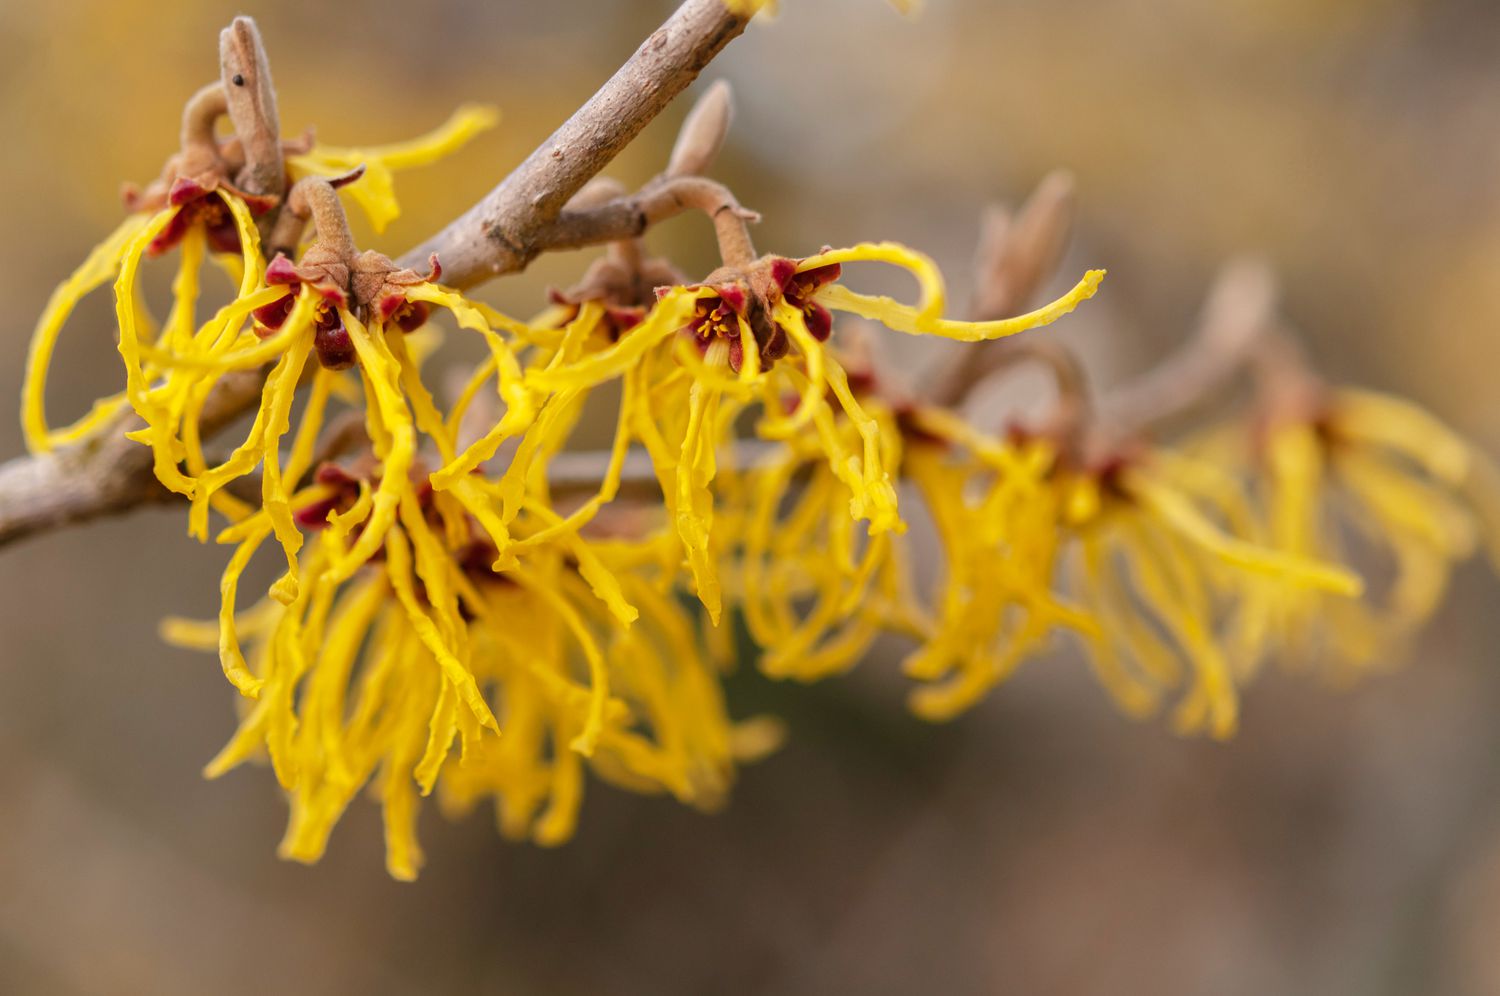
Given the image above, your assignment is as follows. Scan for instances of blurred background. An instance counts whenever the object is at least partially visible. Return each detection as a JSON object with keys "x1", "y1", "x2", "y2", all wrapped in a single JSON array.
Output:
[{"x1": 3, "y1": 0, "x2": 1500, "y2": 992}]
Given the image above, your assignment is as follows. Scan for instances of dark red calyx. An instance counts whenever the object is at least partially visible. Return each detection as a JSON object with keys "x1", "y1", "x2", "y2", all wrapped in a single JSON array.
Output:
[
  {"x1": 314, "y1": 312, "x2": 355, "y2": 370},
  {"x1": 783, "y1": 262, "x2": 841, "y2": 342},
  {"x1": 844, "y1": 365, "x2": 879, "y2": 396},
  {"x1": 265, "y1": 254, "x2": 304, "y2": 285},
  {"x1": 293, "y1": 495, "x2": 343, "y2": 530},
  {"x1": 256, "y1": 253, "x2": 353, "y2": 348},
  {"x1": 146, "y1": 194, "x2": 246, "y2": 257},
  {"x1": 240, "y1": 192, "x2": 279, "y2": 216},
  {"x1": 147, "y1": 210, "x2": 193, "y2": 256},
  {"x1": 767, "y1": 256, "x2": 800, "y2": 292},
  {"x1": 603, "y1": 305, "x2": 644, "y2": 342},
  {"x1": 168, "y1": 177, "x2": 208, "y2": 207},
  {"x1": 895, "y1": 405, "x2": 948, "y2": 448},
  {"x1": 379, "y1": 294, "x2": 430, "y2": 333},
  {"x1": 251, "y1": 293, "x2": 296, "y2": 339},
  {"x1": 295, "y1": 464, "x2": 362, "y2": 530},
  {"x1": 803, "y1": 303, "x2": 834, "y2": 341},
  {"x1": 715, "y1": 283, "x2": 748, "y2": 315},
  {"x1": 786, "y1": 262, "x2": 842, "y2": 299}
]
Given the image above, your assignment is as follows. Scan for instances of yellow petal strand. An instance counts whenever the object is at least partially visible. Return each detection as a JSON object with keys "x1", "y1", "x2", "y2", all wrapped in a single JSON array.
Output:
[
  {"x1": 221, "y1": 190, "x2": 267, "y2": 294},
  {"x1": 1125, "y1": 470, "x2": 1363, "y2": 597},
  {"x1": 1074, "y1": 535, "x2": 1166, "y2": 717},
  {"x1": 1115, "y1": 522, "x2": 1238, "y2": 740},
  {"x1": 163, "y1": 223, "x2": 207, "y2": 354},
  {"x1": 762, "y1": 301, "x2": 825, "y2": 436},
  {"x1": 816, "y1": 269, "x2": 1105, "y2": 342},
  {"x1": 215, "y1": 482, "x2": 337, "y2": 546},
  {"x1": 307, "y1": 104, "x2": 499, "y2": 171},
  {"x1": 218, "y1": 524, "x2": 272, "y2": 699},
  {"x1": 514, "y1": 379, "x2": 636, "y2": 549},
  {"x1": 113, "y1": 209, "x2": 180, "y2": 412},
  {"x1": 260, "y1": 329, "x2": 317, "y2": 604},
  {"x1": 525, "y1": 288, "x2": 703, "y2": 393},
  {"x1": 445, "y1": 353, "x2": 499, "y2": 442},
  {"x1": 825, "y1": 359, "x2": 902, "y2": 534},
  {"x1": 187, "y1": 302, "x2": 316, "y2": 539},
  {"x1": 524, "y1": 502, "x2": 639, "y2": 626},
  {"x1": 384, "y1": 525, "x2": 499, "y2": 733},
  {"x1": 22, "y1": 213, "x2": 152, "y2": 452},
  {"x1": 388, "y1": 330, "x2": 457, "y2": 463},
  {"x1": 797, "y1": 241, "x2": 947, "y2": 321},
  {"x1": 1336, "y1": 448, "x2": 1477, "y2": 558},
  {"x1": 676, "y1": 371, "x2": 724, "y2": 624},
  {"x1": 1332, "y1": 388, "x2": 1471, "y2": 485},
  {"x1": 409, "y1": 283, "x2": 538, "y2": 431},
  {"x1": 325, "y1": 314, "x2": 417, "y2": 584},
  {"x1": 138, "y1": 287, "x2": 298, "y2": 370},
  {"x1": 513, "y1": 567, "x2": 611, "y2": 757},
  {"x1": 291, "y1": 105, "x2": 499, "y2": 233},
  {"x1": 283, "y1": 368, "x2": 336, "y2": 491}
]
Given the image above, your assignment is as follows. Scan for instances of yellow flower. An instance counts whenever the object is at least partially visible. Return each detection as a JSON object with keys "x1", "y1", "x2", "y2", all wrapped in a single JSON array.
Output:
[
  {"x1": 897, "y1": 424, "x2": 1094, "y2": 723},
  {"x1": 721, "y1": 391, "x2": 925, "y2": 682},
  {"x1": 1206, "y1": 387, "x2": 1500, "y2": 675},
  {"x1": 21, "y1": 100, "x2": 493, "y2": 457},
  {"x1": 442, "y1": 529, "x2": 784, "y2": 850},
  {"x1": 522, "y1": 244, "x2": 1104, "y2": 623},
  {"x1": 895, "y1": 407, "x2": 1361, "y2": 739},
  {"x1": 1075, "y1": 450, "x2": 1358, "y2": 738},
  {"x1": 106, "y1": 171, "x2": 542, "y2": 614},
  {"x1": 163, "y1": 483, "x2": 778, "y2": 879}
]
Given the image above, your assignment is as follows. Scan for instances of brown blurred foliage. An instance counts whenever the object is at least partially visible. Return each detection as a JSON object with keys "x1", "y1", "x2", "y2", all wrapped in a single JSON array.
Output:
[{"x1": 3, "y1": 1, "x2": 1500, "y2": 993}]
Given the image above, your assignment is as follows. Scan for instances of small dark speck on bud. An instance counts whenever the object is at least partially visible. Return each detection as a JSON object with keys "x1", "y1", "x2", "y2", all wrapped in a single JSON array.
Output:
[
  {"x1": 232, "y1": 73, "x2": 246, "y2": 86},
  {"x1": 551, "y1": 147, "x2": 564, "y2": 160}
]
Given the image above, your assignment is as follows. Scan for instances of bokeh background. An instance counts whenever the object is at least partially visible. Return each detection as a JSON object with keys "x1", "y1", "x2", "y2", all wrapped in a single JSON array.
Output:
[{"x1": 3, "y1": 1, "x2": 1500, "y2": 993}]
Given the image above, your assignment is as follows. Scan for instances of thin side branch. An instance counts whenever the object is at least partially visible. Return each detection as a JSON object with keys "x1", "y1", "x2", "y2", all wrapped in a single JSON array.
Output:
[
  {"x1": 928, "y1": 170, "x2": 1078, "y2": 407},
  {"x1": 398, "y1": 0, "x2": 750, "y2": 286},
  {"x1": 541, "y1": 176, "x2": 758, "y2": 252},
  {"x1": 1100, "y1": 257, "x2": 1278, "y2": 436}
]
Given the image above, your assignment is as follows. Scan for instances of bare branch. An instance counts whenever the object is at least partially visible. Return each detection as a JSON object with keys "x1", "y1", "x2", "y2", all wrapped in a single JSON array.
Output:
[
  {"x1": 0, "y1": 370, "x2": 265, "y2": 548},
  {"x1": 927, "y1": 170, "x2": 1079, "y2": 407},
  {"x1": 972, "y1": 169, "x2": 1076, "y2": 322},
  {"x1": 1100, "y1": 256, "x2": 1278, "y2": 435},
  {"x1": 0, "y1": 433, "x2": 165, "y2": 545},
  {"x1": 398, "y1": 0, "x2": 751, "y2": 287},
  {"x1": 541, "y1": 175, "x2": 758, "y2": 252}
]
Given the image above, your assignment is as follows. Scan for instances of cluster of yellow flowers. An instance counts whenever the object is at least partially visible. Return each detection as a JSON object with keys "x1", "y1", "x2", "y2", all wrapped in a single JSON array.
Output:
[{"x1": 23, "y1": 65, "x2": 1499, "y2": 880}]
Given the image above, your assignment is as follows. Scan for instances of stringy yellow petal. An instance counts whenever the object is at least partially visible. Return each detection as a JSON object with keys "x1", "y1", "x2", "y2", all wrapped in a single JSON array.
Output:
[
  {"x1": 22, "y1": 213, "x2": 152, "y2": 452},
  {"x1": 817, "y1": 269, "x2": 1104, "y2": 342},
  {"x1": 290, "y1": 105, "x2": 500, "y2": 233}
]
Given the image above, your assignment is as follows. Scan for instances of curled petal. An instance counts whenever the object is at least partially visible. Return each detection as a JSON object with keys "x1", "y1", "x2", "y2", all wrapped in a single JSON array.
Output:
[{"x1": 817, "y1": 267, "x2": 1106, "y2": 342}]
